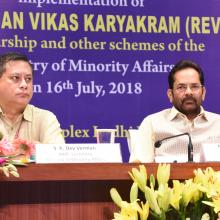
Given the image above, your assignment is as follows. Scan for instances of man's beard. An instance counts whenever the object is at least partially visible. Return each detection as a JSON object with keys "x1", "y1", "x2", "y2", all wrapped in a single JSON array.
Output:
[{"x1": 175, "y1": 97, "x2": 201, "y2": 116}]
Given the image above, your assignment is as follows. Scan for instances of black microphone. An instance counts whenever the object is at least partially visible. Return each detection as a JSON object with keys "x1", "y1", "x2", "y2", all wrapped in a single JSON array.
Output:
[{"x1": 154, "y1": 133, "x2": 193, "y2": 162}]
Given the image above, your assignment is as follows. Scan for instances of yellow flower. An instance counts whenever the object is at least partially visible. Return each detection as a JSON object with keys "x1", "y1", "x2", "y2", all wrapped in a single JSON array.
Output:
[
  {"x1": 113, "y1": 212, "x2": 134, "y2": 220},
  {"x1": 172, "y1": 179, "x2": 199, "y2": 209},
  {"x1": 129, "y1": 165, "x2": 147, "y2": 192},
  {"x1": 20, "y1": 157, "x2": 29, "y2": 164},
  {"x1": 7, "y1": 163, "x2": 18, "y2": 172},
  {"x1": 130, "y1": 182, "x2": 138, "y2": 203},
  {"x1": 6, "y1": 164, "x2": 19, "y2": 177},
  {"x1": 0, "y1": 163, "x2": 19, "y2": 178},
  {"x1": 145, "y1": 186, "x2": 161, "y2": 215},
  {"x1": 182, "y1": 179, "x2": 198, "y2": 207},
  {"x1": 194, "y1": 167, "x2": 220, "y2": 201},
  {"x1": 1, "y1": 166, "x2": 9, "y2": 177},
  {"x1": 10, "y1": 170, "x2": 19, "y2": 178},
  {"x1": 203, "y1": 199, "x2": 220, "y2": 214},
  {"x1": 110, "y1": 188, "x2": 123, "y2": 208},
  {"x1": 120, "y1": 201, "x2": 139, "y2": 219},
  {"x1": 170, "y1": 180, "x2": 182, "y2": 210},
  {"x1": 157, "y1": 183, "x2": 172, "y2": 212},
  {"x1": 111, "y1": 165, "x2": 220, "y2": 219},
  {"x1": 157, "y1": 163, "x2": 170, "y2": 185},
  {"x1": 138, "y1": 202, "x2": 150, "y2": 220},
  {"x1": 132, "y1": 201, "x2": 150, "y2": 220},
  {"x1": 203, "y1": 193, "x2": 220, "y2": 213},
  {"x1": 149, "y1": 173, "x2": 155, "y2": 189},
  {"x1": 111, "y1": 178, "x2": 149, "y2": 220},
  {"x1": 113, "y1": 213, "x2": 124, "y2": 220},
  {"x1": 113, "y1": 200, "x2": 149, "y2": 220}
]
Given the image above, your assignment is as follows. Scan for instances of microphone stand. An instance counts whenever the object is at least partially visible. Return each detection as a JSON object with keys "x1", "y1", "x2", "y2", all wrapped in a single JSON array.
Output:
[
  {"x1": 187, "y1": 134, "x2": 193, "y2": 162},
  {"x1": 154, "y1": 132, "x2": 193, "y2": 162}
]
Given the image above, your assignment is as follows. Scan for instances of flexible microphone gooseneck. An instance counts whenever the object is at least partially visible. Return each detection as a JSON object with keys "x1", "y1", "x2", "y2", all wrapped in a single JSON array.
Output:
[{"x1": 154, "y1": 133, "x2": 193, "y2": 162}]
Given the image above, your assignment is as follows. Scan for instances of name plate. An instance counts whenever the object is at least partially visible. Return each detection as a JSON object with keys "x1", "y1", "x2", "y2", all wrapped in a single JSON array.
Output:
[
  {"x1": 200, "y1": 143, "x2": 220, "y2": 162},
  {"x1": 35, "y1": 143, "x2": 122, "y2": 163}
]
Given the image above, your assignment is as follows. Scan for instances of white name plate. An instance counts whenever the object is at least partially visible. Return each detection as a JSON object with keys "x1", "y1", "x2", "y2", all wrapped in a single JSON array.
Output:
[
  {"x1": 200, "y1": 143, "x2": 220, "y2": 162},
  {"x1": 35, "y1": 143, "x2": 122, "y2": 163}
]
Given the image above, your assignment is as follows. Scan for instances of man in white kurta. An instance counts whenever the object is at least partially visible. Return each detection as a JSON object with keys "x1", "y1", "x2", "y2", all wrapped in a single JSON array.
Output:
[{"x1": 129, "y1": 60, "x2": 220, "y2": 162}]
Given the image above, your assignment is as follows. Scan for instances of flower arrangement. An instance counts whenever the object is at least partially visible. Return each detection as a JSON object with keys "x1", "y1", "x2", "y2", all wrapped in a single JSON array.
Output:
[
  {"x1": 0, "y1": 132, "x2": 35, "y2": 178},
  {"x1": 110, "y1": 164, "x2": 220, "y2": 220}
]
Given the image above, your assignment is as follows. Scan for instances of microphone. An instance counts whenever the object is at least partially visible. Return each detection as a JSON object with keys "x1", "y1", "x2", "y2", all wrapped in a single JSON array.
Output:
[{"x1": 154, "y1": 133, "x2": 193, "y2": 162}]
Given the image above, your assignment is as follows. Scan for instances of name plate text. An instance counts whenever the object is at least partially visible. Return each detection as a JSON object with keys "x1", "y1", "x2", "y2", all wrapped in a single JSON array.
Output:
[{"x1": 35, "y1": 143, "x2": 122, "y2": 163}]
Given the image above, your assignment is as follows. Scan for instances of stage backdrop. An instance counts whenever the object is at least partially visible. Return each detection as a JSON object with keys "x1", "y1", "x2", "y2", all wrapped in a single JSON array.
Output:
[{"x1": 1, "y1": 0, "x2": 220, "y2": 161}]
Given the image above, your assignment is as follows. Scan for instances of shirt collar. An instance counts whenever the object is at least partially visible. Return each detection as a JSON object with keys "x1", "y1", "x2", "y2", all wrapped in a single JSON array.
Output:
[
  {"x1": 23, "y1": 104, "x2": 33, "y2": 122},
  {"x1": 0, "y1": 105, "x2": 32, "y2": 122},
  {"x1": 168, "y1": 106, "x2": 208, "y2": 121}
]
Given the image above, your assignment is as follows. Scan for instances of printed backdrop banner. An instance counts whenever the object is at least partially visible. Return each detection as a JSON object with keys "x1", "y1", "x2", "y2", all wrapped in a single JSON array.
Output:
[{"x1": 1, "y1": 0, "x2": 220, "y2": 161}]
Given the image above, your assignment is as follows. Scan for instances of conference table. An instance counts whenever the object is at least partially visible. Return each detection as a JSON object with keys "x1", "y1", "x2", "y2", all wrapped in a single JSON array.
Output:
[{"x1": 0, "y1": 162, "x2": 220, "y2": 220}]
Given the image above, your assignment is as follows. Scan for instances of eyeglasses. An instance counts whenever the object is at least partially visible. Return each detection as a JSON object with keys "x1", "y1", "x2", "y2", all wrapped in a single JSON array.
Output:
[{"x1": 174, "y1": 84, "x2": 203, "y2": 93}]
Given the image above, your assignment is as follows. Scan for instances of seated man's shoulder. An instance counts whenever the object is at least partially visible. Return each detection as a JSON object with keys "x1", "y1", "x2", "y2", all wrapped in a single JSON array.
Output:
[
  {"x1": 146, "y1": 108, "x2": 171, "y2": 119},
  {"x1": 205, "y1": 110, "x2": 220, "y2": 120},
  {"x1": 141, "y1": 108, "x2": 171, "y2": 125},
  {"x1": 26, "y1": 104, "x2": 56, "y2": 118}
]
